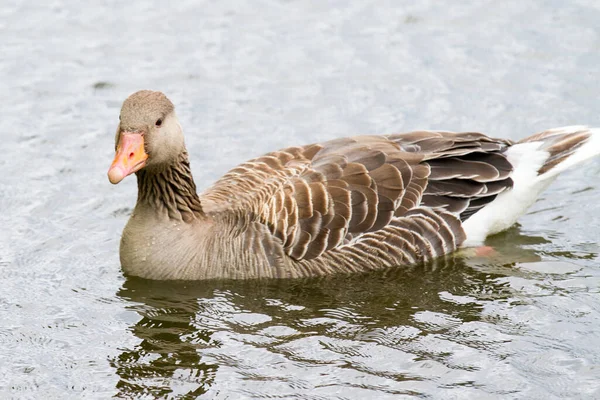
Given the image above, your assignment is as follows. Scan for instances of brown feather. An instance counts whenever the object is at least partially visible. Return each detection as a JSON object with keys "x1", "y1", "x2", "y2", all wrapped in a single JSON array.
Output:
[
  {"x1": 427, "y1": 158, "x2": 503, "y2": 182},
  {"x1": 200, "y1": 129, "x2": 514, "y2": 267}
]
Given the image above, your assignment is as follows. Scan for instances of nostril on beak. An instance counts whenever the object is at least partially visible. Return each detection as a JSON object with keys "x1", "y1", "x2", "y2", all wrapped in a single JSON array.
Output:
[{"x1": 129, "y1": 152, "x2": 134, "y2": 159}]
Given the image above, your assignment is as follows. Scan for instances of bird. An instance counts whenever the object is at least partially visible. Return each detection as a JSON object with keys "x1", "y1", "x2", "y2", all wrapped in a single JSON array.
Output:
[{"x1": 107, "y1": 90, "x2": 600, "y2": 280}]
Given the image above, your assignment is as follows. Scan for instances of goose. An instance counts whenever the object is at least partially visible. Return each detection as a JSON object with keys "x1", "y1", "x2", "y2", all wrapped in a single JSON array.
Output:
[{"x1": 108, "y1": 90, "x2": 600, "y2": 280}]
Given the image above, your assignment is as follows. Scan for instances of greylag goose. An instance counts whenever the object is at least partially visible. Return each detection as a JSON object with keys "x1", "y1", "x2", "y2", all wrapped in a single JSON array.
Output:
[{"x1": 108, "y1": 90, "x2": 600, "y2": 280}]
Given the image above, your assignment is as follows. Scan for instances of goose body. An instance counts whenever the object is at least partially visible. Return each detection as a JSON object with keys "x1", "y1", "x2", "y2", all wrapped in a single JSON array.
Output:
[{"x1": 108, "y1": 91, "x2": 600, "y2": 280}]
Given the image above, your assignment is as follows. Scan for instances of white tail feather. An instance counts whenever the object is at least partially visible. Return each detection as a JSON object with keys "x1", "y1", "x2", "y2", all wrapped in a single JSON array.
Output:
[{"x1": 462, "y1": 126, "x2": 600, "y2": 246}]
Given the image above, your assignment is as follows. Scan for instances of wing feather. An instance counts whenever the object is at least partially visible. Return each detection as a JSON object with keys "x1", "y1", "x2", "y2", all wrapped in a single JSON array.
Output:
[{"x1": 201, "y1": 130, "x2": 515, "y2": 262}]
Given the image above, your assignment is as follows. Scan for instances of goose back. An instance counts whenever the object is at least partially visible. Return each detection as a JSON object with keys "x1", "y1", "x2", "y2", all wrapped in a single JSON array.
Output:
[{"x1": 200, "y1": 131, "x2": 514, "y2": 271}]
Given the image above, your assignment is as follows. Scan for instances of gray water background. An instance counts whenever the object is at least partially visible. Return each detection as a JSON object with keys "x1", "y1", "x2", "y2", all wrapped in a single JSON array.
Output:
[{"x1": 2, "y1": 0, "x2": 600, "y2": 398}]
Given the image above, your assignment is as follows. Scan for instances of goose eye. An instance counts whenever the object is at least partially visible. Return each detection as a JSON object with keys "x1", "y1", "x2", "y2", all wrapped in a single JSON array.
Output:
[{"x1": 155, "y1": 118, "x2": 162, "y2": 127}]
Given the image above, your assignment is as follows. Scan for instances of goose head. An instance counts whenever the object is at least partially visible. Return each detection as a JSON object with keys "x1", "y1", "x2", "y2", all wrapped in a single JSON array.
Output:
[{"x1": 108, "y1": 90, "x2": 184, "y2": 184}]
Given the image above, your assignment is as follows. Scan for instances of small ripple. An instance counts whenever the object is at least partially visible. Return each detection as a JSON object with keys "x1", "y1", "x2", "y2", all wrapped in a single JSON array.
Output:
[
  {"x1": 357, "y1": 326, "x2": 421, "y2": 346},
  {"x1": 259, "y1": 325, "x2": 301, "y2": 339},
  {"x1": 412, "y1": 311, "x2": 463, "y2": 333},
  {"x1": 438, "y1": 291, "x2": 480, "y2": 305},
  {"x1": 230, "y1": 312, "x2": 272, "y2": 327},
  {"x1": 111, "y1": 207, "x2": 132, "y2": 217}
]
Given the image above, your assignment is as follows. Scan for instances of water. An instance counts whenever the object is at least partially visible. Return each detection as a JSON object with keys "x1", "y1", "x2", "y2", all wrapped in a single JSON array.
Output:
[{"x1": 2, "y1": 0, "x2": 600, "y2": 398}]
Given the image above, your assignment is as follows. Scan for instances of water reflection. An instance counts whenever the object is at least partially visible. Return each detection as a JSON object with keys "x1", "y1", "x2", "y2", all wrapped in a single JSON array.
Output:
[
  {"x1": 112, "y1": 283, "x2": 218, "y2": 398},
  {"x1": 111, "y1": 226, "x2": 564, "y2": 398}
]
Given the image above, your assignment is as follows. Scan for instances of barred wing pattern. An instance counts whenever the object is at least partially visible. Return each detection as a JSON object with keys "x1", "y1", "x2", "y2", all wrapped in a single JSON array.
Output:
[
  {"x1": 200, "y1": 131, "x2": 514, "y2": 269},
  {"x1": 396, "y1": 131, "x2": 514, "y2": 220}
]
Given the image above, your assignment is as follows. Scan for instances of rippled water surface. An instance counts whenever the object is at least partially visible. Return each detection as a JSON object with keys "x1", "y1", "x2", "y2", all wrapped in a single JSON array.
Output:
[{"x1": 3, "y1": 0, "x2": 600, "y2": 398}]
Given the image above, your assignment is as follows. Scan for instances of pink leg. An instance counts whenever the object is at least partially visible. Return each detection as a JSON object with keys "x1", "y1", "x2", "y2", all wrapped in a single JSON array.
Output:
[{"x1": 474, "y1": 245, "x2": 498, "y2": 257}]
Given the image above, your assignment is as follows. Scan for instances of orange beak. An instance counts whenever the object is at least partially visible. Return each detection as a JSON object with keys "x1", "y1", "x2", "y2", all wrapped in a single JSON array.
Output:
[{"x1": 108, "y1": 132, "x2": 149, "y2": 184}]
